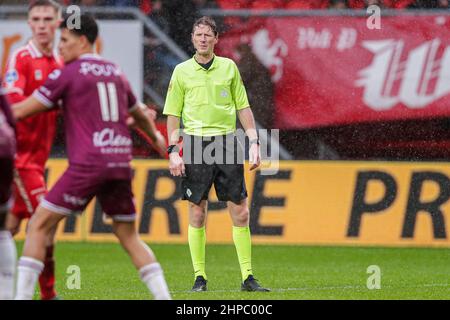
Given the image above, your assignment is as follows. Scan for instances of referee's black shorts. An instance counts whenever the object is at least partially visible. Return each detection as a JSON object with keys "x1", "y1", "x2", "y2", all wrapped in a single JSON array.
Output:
[{"x1": 181, "y1": 133, "x2": 248, "y2": 205}]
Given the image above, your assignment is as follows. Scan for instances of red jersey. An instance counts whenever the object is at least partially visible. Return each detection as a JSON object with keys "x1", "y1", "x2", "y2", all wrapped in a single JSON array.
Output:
[{"x1": 2, "y1": 40, "x2": 62, "y2": 172}]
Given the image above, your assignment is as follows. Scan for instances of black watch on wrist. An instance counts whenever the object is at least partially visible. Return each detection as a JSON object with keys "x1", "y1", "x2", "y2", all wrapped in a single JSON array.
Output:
[
  {"x1": 249, "y1": 138, "x2": 260, "y2": 146},
  {"x1": 167, "y1": 144, "x2": 179, "y2": 155}
]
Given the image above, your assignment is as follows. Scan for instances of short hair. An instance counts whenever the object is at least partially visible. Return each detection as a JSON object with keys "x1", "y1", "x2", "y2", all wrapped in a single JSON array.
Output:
[
  {"x1": 28, "y1": 0, "x2": 61, "y2": 14},
  {"x1": 60, "y1": 13, "x2": 99, "y2": 45},
  {"x1": 192, "y1": 16, "x2": 218, "y2": 37}
]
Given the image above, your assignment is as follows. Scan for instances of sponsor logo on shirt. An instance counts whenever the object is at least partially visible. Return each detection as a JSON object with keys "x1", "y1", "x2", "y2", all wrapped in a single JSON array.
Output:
[
  {"x1": 63, "y1": 194, "x2": 88, "y2": 206},
  {"x1": 93, "y1": 128, "x2": 132, "y2": 148},
  {"x1": 79, "y1": 62, "x2": 122, "y2": 77}
]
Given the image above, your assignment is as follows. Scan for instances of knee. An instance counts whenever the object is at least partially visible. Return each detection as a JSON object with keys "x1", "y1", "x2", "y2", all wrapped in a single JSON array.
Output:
[
  {"x1": 189, "y1": 204, "x2": 207, "y2": 227},
  {"x1": 234, "y1": 207, "x2": 249, "y2": 226},
  {"x1": 27, "y1": 216, "x2": 43, "y2": 234},
  {"x1": 27, "y1": 210, "x2": 50, "y2": 235}
]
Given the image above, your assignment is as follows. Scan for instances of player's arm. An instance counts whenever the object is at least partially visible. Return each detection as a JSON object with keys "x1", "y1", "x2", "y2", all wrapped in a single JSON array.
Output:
[
  {"x1": 129, "y1": 105, "x2": 166, "y2": 157},
  {"x1": 14, "y1": 68, "x2": 66, "y2": 121},
  {"x1": 232, "y1": 61, "x2": 260, "y2": 170},
  {"x1": 167, "y1": 115, "x2": 181, "y2": 146},
  {"x1": 238, "y1": 107, "x2": 260, "y2": 171},
  {"x1": 163, "y1": 67, "x2": 185, "y2": 177},
  {"x1": 2, "y1": 52, "x2": 28, "y2": 104},
  {"x1": 126, "y1": 102, "x2": 156, "y2": 128},
  {"x1": 12, "y1": 96, "x2": 48, "y2": 121}
]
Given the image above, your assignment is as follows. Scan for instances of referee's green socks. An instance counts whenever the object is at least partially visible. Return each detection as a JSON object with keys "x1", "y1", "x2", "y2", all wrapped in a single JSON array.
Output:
[
  {"x1": 188, "y1": 225, "x2": 207, "y2": 280},
  {"x1": 233, "y1": 226, "x2": 253, "y2": 281}
]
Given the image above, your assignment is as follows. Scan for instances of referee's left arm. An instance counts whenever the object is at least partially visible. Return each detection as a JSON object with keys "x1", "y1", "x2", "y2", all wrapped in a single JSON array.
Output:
[
  {"x1": 232, "y1": 62, "x2": 260, "y2": 170},
  {"x1": 231, "y1": 61, "x2": 258, "y2": 141}
]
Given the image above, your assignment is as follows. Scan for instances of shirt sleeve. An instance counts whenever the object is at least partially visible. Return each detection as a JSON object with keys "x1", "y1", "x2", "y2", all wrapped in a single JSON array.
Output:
[
  {"x1": 163, "y1": 67, "x2": 184, "y2": 117},
  {"x1": 231, "y1": 61, "x2": 250, "y2": 111},
  {"x1": 2, "y1": 53, "x2": 28, "y2": 103},
  {"x1": 32, "y1": 69, "x2": 67, "y2": 108}
]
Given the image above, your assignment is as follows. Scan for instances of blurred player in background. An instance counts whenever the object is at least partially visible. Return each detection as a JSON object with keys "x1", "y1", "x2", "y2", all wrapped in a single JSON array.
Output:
[
  {"x1": 0, "y1": 81, "x2": 17, "y2": 300},
  {"x1": 12, "y1": 13, "x2": 170, "y2": 300},
  {"x1": 2, "y1": 0, "x2": 63, "y2": 300}
]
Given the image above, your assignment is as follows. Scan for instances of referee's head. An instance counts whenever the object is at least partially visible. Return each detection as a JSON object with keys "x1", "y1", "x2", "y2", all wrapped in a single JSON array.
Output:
[{"x1": 191, "y1": 16, "x2": 218, "y2": 56}]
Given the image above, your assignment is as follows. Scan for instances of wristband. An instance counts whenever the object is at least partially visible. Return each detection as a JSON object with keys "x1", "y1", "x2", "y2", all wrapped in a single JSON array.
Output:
[
  {"x1": 167, "y1": 144, "x2": 179, "y2": 155},
  {"x1": 249, "y1": 138, "x2": 260, "y2": 146}
]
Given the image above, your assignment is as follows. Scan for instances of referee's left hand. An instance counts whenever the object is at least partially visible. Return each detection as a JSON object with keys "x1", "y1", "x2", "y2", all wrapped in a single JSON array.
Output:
[{"x1": 249, "y1": 143, "x2": 261, "y2": 171}]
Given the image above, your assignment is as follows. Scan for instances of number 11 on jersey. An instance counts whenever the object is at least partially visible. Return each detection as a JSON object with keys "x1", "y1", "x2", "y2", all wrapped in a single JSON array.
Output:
[{"x1": 97, "y1": 82, "x2": 119, "y2": 122}]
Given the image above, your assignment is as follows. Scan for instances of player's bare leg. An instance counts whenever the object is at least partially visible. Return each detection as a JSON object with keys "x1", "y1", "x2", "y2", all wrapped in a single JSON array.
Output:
[
  {"x1": 5, "y1": 213, "x2": 21, "y2": 236},
  {"x1": 8, "y1": 208, "x2": 60, "y2": 299},
  {"x1": 15, "y1": 206, "x2": 64, "y2": 300},
  {"x1": 228, "y1": 198, "x2": 269, "y2": 292},
  {"x1": 38, "y1": 224, "x2": 59, "y2": 300},
  {"x1": 112, "y1": 220, "x2": 171, "y2": 300},
  {"x1": 0, "y1": 211, "x2": 17, "y2": 300},
  {"x1": 188, "y1": 200, "x2": 208, "y2": 291}
]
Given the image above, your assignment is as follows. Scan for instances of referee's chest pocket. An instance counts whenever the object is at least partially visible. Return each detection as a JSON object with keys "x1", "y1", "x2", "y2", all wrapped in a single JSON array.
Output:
[
  {"x1": 214, "y1": 81, "x2": 232, "y2": 106},
  {"x1": 186, "y1": 81, "x2": 208, "y2": 106}
]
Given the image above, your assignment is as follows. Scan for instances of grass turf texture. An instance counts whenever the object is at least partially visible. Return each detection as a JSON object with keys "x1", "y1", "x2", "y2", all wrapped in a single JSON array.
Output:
[{"x1": 16, "y1": 241, "x2": 450, "y2": 300}]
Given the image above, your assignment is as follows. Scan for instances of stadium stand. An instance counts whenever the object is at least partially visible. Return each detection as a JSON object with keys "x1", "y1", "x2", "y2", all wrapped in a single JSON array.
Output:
[{"x1": 1, "y1": 1, "x2": 449, "y2": 160}]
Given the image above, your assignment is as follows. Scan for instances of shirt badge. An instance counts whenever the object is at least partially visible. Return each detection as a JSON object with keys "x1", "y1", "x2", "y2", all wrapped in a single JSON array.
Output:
[
  {"x1": 5, "y1": 70, "x2": 18, "y2": 84},
  {"x1": 35, "y1": 69, "x2": 43, "y2": 81}
]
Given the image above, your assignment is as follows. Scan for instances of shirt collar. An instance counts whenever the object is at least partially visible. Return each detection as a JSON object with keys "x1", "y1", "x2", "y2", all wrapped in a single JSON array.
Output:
[
  {"x1": 28, "y1": 40, "x2": 43, "y2": 58},
  {"x1": 29, "y1": 40, "x2": 60, "y2": 59},
  {"x1": 79, "y1": 53, "x2": 102, "y2": 60},
  {"x1": 193, "y1": 54, "x2": 217, "y2": 71}
]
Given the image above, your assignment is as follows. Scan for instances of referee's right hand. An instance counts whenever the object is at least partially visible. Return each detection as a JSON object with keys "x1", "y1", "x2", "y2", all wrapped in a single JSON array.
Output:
[{"x1": 169, "y1": 152, "x2": 185, "y2": 177}]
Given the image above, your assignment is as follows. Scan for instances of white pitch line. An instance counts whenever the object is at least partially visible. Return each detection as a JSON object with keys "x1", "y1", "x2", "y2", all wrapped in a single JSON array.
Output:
[{"x1": 169, "y1": 283, "x2": 450, "y2": 294}]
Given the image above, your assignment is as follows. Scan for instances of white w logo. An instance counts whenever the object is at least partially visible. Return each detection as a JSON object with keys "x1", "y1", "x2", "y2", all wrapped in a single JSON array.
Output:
[{"x1": 355, "y1": 39, "x2": 450, "y2": 110}]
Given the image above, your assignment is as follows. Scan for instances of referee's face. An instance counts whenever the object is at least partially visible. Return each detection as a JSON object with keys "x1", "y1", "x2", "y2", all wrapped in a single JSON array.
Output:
[{"x1": 192, "y1": 24, "x2": 218, "y2": 56}]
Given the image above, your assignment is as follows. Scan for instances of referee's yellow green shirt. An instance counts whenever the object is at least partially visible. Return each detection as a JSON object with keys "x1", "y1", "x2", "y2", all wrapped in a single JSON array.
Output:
[{"x1": 163, "y1": 55, "x2": 250, "y2": 137}]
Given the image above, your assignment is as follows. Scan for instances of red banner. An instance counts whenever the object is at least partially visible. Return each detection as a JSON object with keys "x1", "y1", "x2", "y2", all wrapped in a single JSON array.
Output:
[{"x1": 218, "y1": 15, "x2": 450, "y2": 129}]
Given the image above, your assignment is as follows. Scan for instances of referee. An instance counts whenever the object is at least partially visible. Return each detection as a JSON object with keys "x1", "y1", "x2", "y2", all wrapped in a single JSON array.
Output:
[{"x1": 163, "y1": 16, "x2": 269, "y2": 292}]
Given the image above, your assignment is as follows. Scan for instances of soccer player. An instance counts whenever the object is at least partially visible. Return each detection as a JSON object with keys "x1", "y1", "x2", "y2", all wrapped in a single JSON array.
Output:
[
  {"x1": 2, "y1": 0, "x2": 63, "y2": 300},
  {"x1": 0, "y1": 81, "x2": 17, "y2": 300},
  {"x1": 163, "y1": 16, "x2": 270, "y2": 292},
  {"x1": 12, "y1": 13, "x2": 170, "y2": 300}
]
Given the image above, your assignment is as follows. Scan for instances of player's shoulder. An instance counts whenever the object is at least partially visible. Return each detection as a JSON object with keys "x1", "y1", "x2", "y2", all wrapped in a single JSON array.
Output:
[
  {"x1": 173, "y1": 58, "x2": 194, "y2": 72},
  {"x1": 215, "y1": 55, "x2": 236, "y2": 66},
  {"x1": 8, "y1": 45, "x2": 33, "y2": 66}
]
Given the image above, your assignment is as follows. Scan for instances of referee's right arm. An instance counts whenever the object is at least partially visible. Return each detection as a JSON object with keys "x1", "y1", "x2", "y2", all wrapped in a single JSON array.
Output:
[
  {"x1": 163, "y1": 67, "x2": 185, "y2": 176},
  {"x1": 167, "y1": 115, "x2": 181, "y2": 146},
  {"x1": 164, "y1": 68, "x2": 184, "y2": 144}
]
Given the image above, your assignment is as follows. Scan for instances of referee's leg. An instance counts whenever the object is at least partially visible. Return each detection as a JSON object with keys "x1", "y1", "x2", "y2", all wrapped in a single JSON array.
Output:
[
  {"x1": 188, "y1": 200, "x2": 208, "y2": 291},
  {"x1": 228, "y1": 198, "x2": 252, "y2": 279},
  {"x1": 228, "y1": 199, "x2": 270, "y2": 292}
]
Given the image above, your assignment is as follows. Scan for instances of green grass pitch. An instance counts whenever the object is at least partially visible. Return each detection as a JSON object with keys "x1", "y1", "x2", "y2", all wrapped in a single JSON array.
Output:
[{"x1": 17, "y1": 241, "x2": 450, "y2": 300}]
